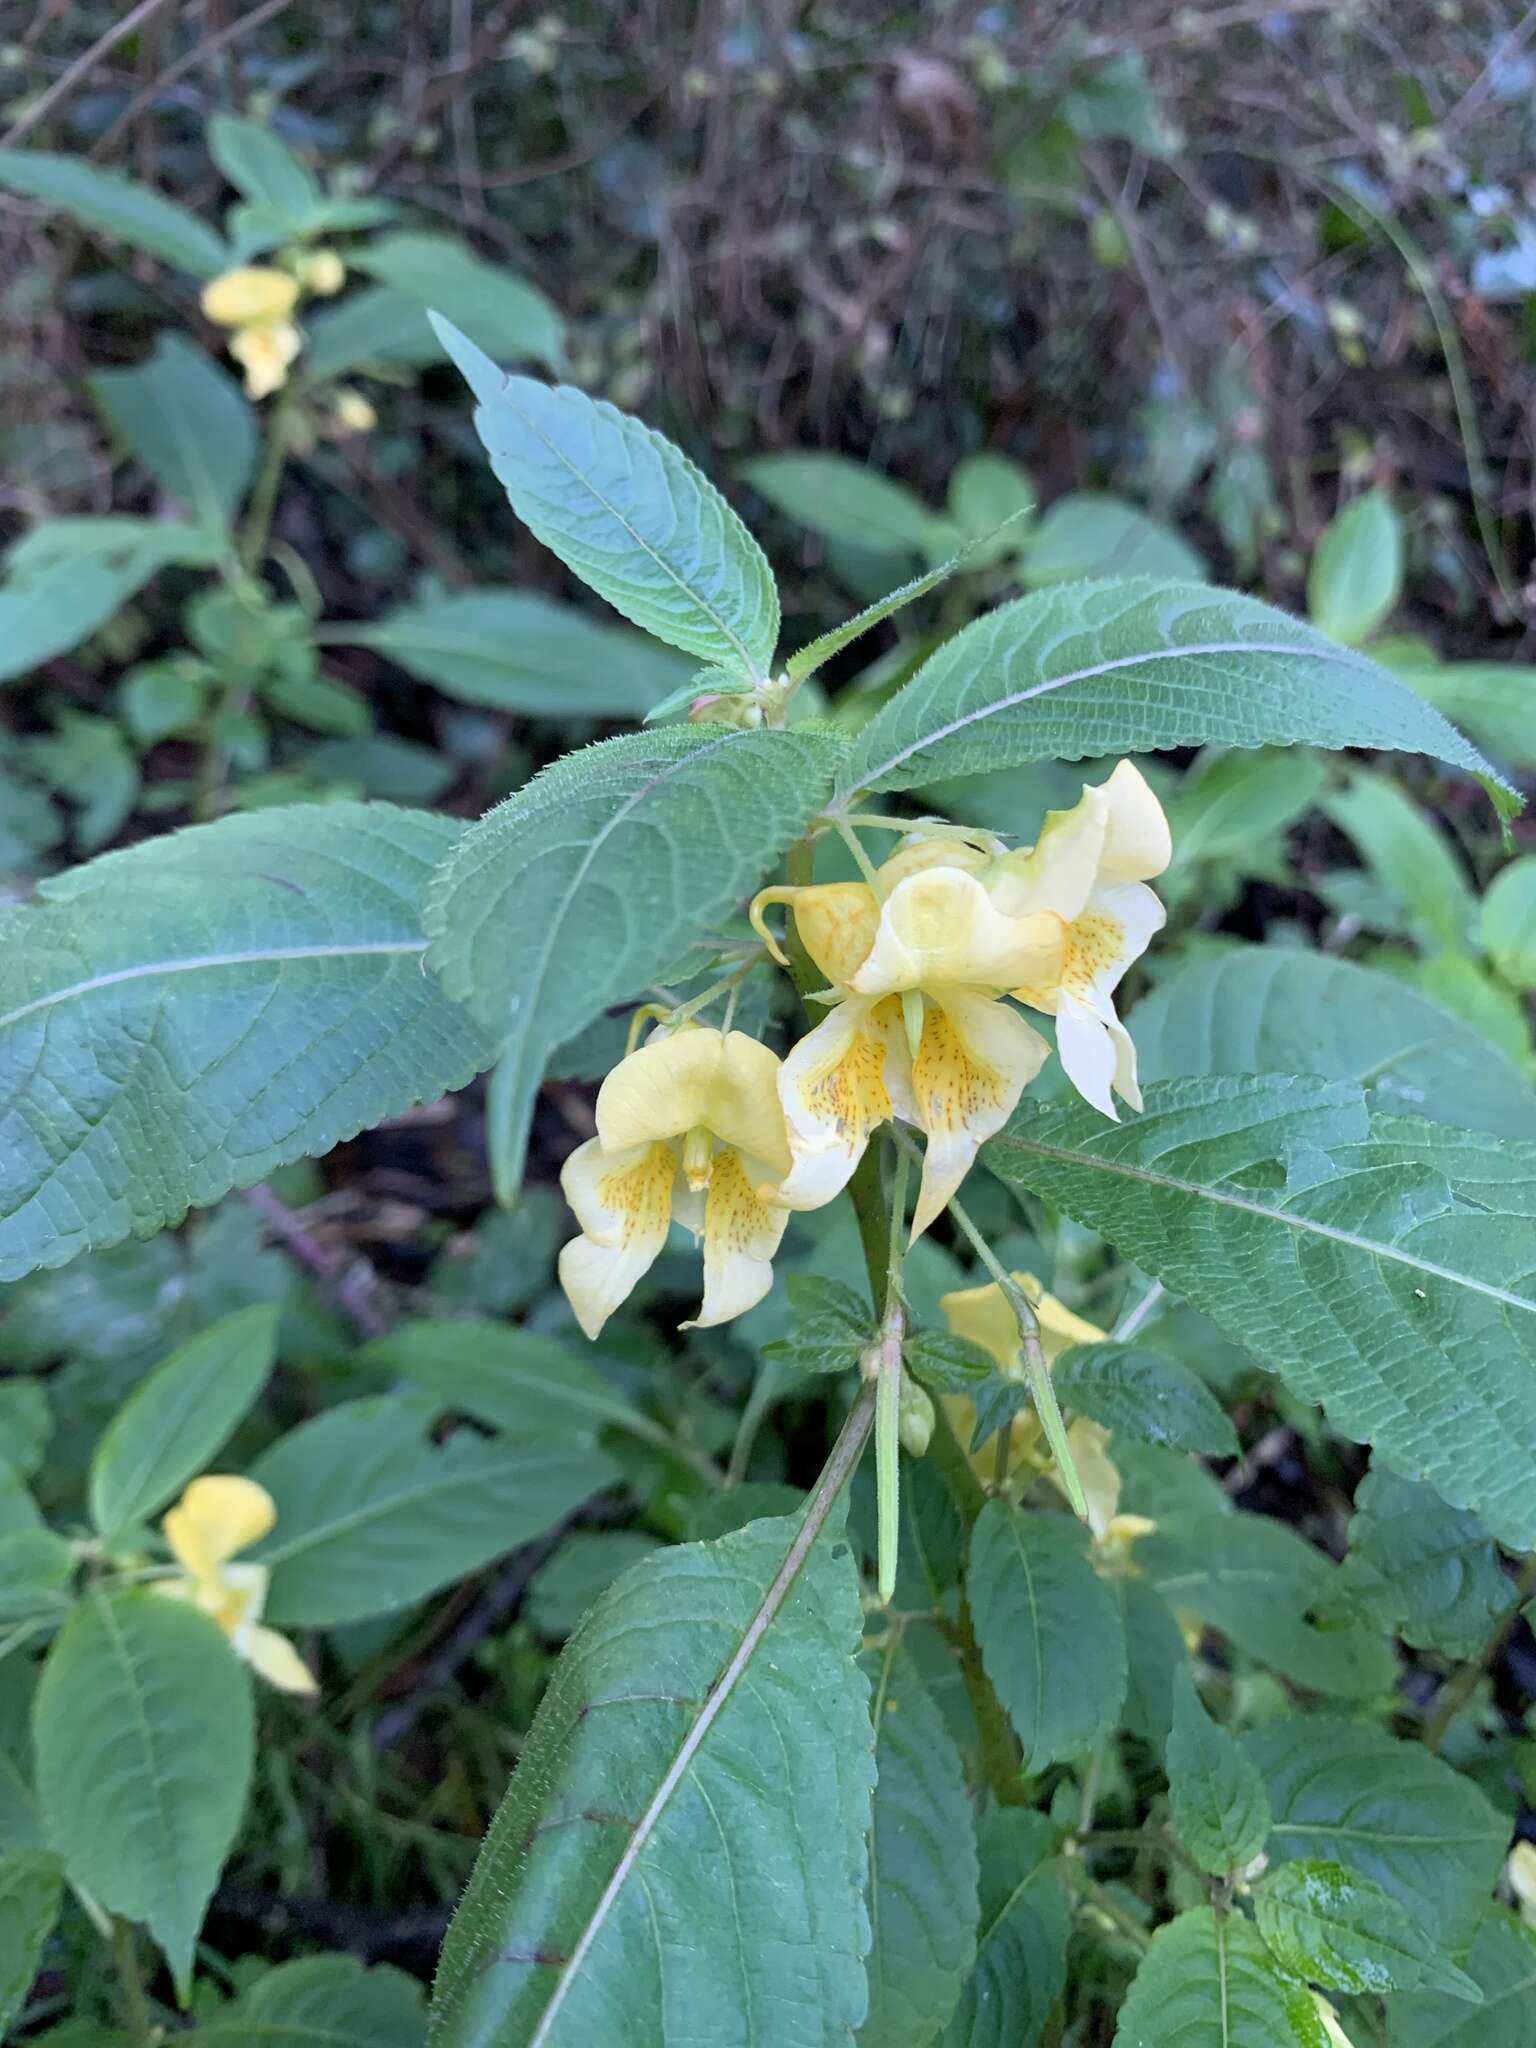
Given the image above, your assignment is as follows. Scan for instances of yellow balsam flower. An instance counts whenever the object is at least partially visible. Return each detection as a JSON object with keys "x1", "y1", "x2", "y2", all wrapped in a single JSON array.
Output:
[
  {"x1": 158, "y1": 1476, "x2": 315, "y2": 1694},
  {"x1": 559, "y1": 1026, "x2": 793, "y2": 1338},
  {"x1": 755, "y1": 841, "x2": 1062, "y2": 1237},
  {"x1": 200, "y1": 265, "x2": 303, "y2": 401},
  {"x1": 986, "y1": 761, "x2": 1171, "y2": 1120},
  {"x1": 940, "y1": 1271, "x2": 1147, "y2": 1541}
]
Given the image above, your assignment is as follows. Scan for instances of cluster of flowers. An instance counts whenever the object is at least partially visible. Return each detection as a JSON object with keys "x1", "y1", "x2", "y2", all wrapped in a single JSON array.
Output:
[
  {"x1": 199, "y1": 252, "x2": 372, "y2": 433},
  {"x1": 558, "y1": 760, "x2": 1172, "y2": 1340}
]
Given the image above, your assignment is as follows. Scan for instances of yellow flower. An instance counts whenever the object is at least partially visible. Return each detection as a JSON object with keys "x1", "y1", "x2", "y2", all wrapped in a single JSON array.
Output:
[
  {"x1": 294, "y1": 247, "x2": 345, "y2": 296},
  {"x1": 201, "y1": 265, "x2": 304, "y2": 400},
  {"x1": 558, "y1": 1026, "x2": 793, "y2": 1338},
  {"x1": 1507, "y1": 1840, "x2": 1536, "y2": 1926},
  {"x1": 986, "y1": 761, "x2": 1171, "y2": 1119},
  {"x1": 755, "y1": 844, "x2": 1063, "y2": 1237},
  {"x1": 331, "y1": 387, "x2": 377, "y2": 435},
  {"x1": 941, "y1": 1271, "x2": 1136, "y2": 1533},
  {"x1": 201, "y1": 265, "x2": 301, "y2": 328},
  {"x1": 158, "y1": 1476, "x2": 315, "y2": 1695}
]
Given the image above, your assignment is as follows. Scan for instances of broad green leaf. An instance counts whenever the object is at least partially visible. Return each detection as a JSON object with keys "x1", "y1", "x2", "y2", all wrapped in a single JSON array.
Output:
[
  {"x1": 1398, "y1": 662, "x2": 1536, "y2": 770},
  {"x1": 947, "y1": 452, "x2": 1037, "y2": 561},
  {"x1": 0, "y1": 1664, "x2": 40, "y2": 1850},
  {"x1": 0, "y1": 519, "x2": 222, "y2": 686},
  {"x1": 1117, "y1": 1577, "x2": 1186, "y2": 1755},
  {"x1": 1326, "y1": 771, "x2": 1477, "y2": 951},
  {"x1": 1483, "y1": 855, "x2": 1536, "y2": 990},
  {"x1": 88, "y1": 1304, "x2": 278, "y2": 1541},
  {"x1": 34, "y1": 1589, "x2": 252, "y2": 1993},
  {"x1": 1242, "y1": 1716, "x2": 1508, "y2": 1953},
  {"x1": 1165, "y1": 747, "x2": 1327, "y2": 882},
  {"x1": 302, "y1": 285, "x2": 452, "y2": 383},
  {"x1": 1130, "y1": 944, "x2": 1536, "y2": 1140},
  {"x1": 430, "y1": 1514, "x2": 873, "y2": 2048},
  {"x1": 0, "y1": 152, "x2": 229, "y2": 276},
  {"x1": 987, "y1": 1076, "x2": 1536, "y2": 1553},
  {"x1": 0, "y1": 1379, "x2": 51, "y2": 1477},
  {"x1": 1254, "y1": 1859, "x2": 1480, "y2": 2001},
  {"x1": 1308, "y1": 489, "x2": 1403, "y2": 645},
  {"x1": 329, "y1": 589, "x2": 689, "y2": 716},
  {"x1": 1165, "y1": 1667, "x2": 1271, "y2": 1875},
  {"x1": 739, "y1": 454, "x2": 949, "y2": 560},
  {"x1": 194, "y1": 1954, "x2": 427, "y2": 2047},
  {"x1": 0, "y1": 1847, "x2": 62, "y2": 2035},
  {"x1": 858, "y1": 1638, "x2": 978, "y2": 2047},
  {"x1": 1334, "y1": 1464, "x2": 1511, "y2": 1660},
  {"x1": 1113, "y1": 1907, "x2": 1327, "y2": 2048},
  {"x1": 1415, "y1": 947, "x2": 1533, "y2": 1065},
  {"x1": 424, "y1": 726, "x2": 833, "y2": 1199},
  {"x1": 0, "y1": 1529, "x2": 72, "y2": 1623},
  {"x1": 0, "y1": 803, "x2": 490, "y2": 1284},
  {"x1": 1121, "y1": 1450, "x2": 1397, "y2": 1698},
  {"x1": 526, "y1": 1532, "x2": 664, "y2": 1640},
  {"x1": 1019, "y1": 493, "x2": 1207, "y2": 586},
  {"x1": 836, "y1": 580, "x2": 1509, "y2": 810},
  {"x1": 433, "y1": 319, "x2": 777, "y2": 675},
  {"x1": 89, "y1": 336, "x2": 256, "y2": 531},
  {"x1": 1386, "y1": 1911, "x2": 1536, "y2": 2047},
  {"x1": 354, "y1": 234, "x2": 564, "y2": 373},
  {"x1": 362, "y1": 1318, "x2": 649, "y2": 1440},
  {"x1": 1051, "y1": 1342, "x2": 1238, "y2": 1455},
  {"x1": 250, "y1": 1400, "x2": 617, "y2": 1627},
  {"x1": 208, "y1": 114, "x2": 323, "y2": 227},
  {"x1": 939, "y1": 1810, "x2": 1067, "y2": 2048},
  {"x1": 967, "y1": 1502, "x2": 1126, "y2": 1771}
]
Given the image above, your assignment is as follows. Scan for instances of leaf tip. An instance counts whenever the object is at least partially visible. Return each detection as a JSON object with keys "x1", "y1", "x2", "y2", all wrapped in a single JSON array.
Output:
[{"x1": 427, "y1": 310, "x2": 505, "y2": 405}]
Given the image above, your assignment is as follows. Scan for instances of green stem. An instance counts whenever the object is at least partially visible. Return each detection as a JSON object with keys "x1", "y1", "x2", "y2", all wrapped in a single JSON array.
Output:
[
  {"x1": 239, "y1": 385, "x2": 298, "y2": 575},
  {"x1": 111, "y1": 1917, "x2": 155, "y2": 2045},
  {"x1": 1080, "y1": 1826, "x2": 1209, "y2": 1884},
  {"x1": 1074, "y1": 1874, "x2": 1152, "y2": 1955},
  {"x1": 1422, "y1": 1550, "x2": 1536, "y2": 1751}
]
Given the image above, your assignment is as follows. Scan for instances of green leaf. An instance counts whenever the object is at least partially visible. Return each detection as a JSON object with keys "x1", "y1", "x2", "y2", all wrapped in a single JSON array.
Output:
[
  {"x1": 1131, "y1": 944, "x2": 1536, "y2": 1140},
  {"x1": 0, "y1": 1663, "x2": 41, "y2": 1850},
  {"x1": 1165, "y1": 747, "x2": 1328, "y2": 881},
  {"x1": 939, "y1": 1810, "x2": 1067, "y2": 2048},
  {"x1": 194, "y1": 1954, "x2": 427, "y2": 2047},
  {"x1": 986, "y1": 1076, "x2": 1536, "y2": 1553},
  {"x1": 330, "y1": 589, "x2": 689, "y2": 716},
  {"x1": 786, "y1": 552, "x2": 973, "y2": 686},
  {"x1": 0, "y1": 1379, "x2": 51, "y2": 1478},
  {"x1": 0, "y1": 803, "x2": 489, "y2": 1284},
  {"x1": 429, "y1": 1514, "x2": 873, "y2": 2048},
  {"x1": 34, "y1": 1588, "x2": 253, "y2": 1994},
  {"x1": 302, "y1": 285, "x2": 456, "y2": 384},
  {"x1": 1019, "y1": 494, "x2": 1207, "y2": 586},
  {"x1": 526, "y1": 1532, "x2": 664, "y2": 1640},
  {"x1": 423, "y1": 726, "x2": 833, "y2": 1200},
  {"x1": 1117, "y1": 1578, "x2": 1186, "y2": 1756},
  {"x1": 1326, "y1": 770, "x2": 1477, "y2": 951},
  {"x1": 1113, "y1": 1907, "x2": 1327, "y2": 2048},
  {"x1": 837, "y1": 580, "x2": 1510, "y2": 811},
  {"x1": 1398, "y1": 662, "x2": 1536, "y2": 771},
  {"x1": 0, "y1": 152, "x2": 230, "y2": 276},
  {"x1": 948, "y1": 452, "x2": 1037, "y2": 560},
  {"x1": 208, "y1": 114, "x2": 323, "y2": 229},
  {"x1": 967, "y1": 1501, "x2": 1126, "y2": 1771},
  {"x1": 1386, "y1": 1911, "x2": 1536, "y2": 2047},
  {"x1": 0, "y1": 1847, "x2": 62, "y2": 2036},
  {"x1": 1483, "y1": 855, "x2": 1536, "y2": 990},
  {"x1": 739, "y1": 454, "x2": 947, "y2": 560},
  {"x1": 1308, "y1": 490, "x2": 1404, "y2": 645},
  {"x1": 361, "y1": 1318, "x2": 649, "y2": 1440},
  {"x1": 433, "y1": 318, "x2": 777, "y2": 675},
  {"x1": 0, "y1": 1528, "x2": 72, "y2": 1623},
  {"x1": 88, "y1": 1304, "x2": 278, "y2": 1541},
  {"x1": 1254, "y1": 1859, "x2": 1481, "y2": 2000},
  {"x1": 1165, "y1": 1667, "x2": 1271, "y2": 1875},
  {"x1": 250, "y1": 1399, "x2": 617, "y2": 1627},
  {"x1": 858, "y1": 1637, "x2": 978, "y2": 2047},
  {"x1": 1334, "y1": 1463, "x2": 1511, "y2": 1660},
  {"x1": 1243, "y1": 1716, "x2": 1508, "y2": 1953},
  {"x1": 1051, "y1": 1342, "x2": 1238, "y2": 1455},
  {"x1": 353, "y1": 234, "x2": 564, "y2": 373},
  {"x1": 89, "y1": 336, "x2": 256, "y2": 531},
  {"x1": 0, "y1": 519, "x2": 222, "y2": 686}
]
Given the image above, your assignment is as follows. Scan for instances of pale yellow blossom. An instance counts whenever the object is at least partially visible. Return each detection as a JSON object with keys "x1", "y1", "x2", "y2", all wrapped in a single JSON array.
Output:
[{"x1": 158, "y1": 1475, "x2": 315, "y2": 1694}]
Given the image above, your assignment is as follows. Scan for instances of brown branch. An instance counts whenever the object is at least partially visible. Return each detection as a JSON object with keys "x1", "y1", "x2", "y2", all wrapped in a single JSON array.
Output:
[
  {"x1": 2, "y1": 0, "x2": 178, "y2": 149},
  {"x1": 242, "y1": 1184, "x2": 391, "y2": 1338},
  {"x1": 89, "y1": 0, "x2": 298, "y2": 163}
]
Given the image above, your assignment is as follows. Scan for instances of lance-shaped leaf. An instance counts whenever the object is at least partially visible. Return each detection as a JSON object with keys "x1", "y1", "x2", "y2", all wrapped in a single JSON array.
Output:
[
  {"x1": 432, "y1": 317, "x2": 778, "y2": 676},
  {"x1": 89, "y1": 336, "x2": 256, "y2": 532},
  {"x1": 986, "y1": 1075, "x2": 1536, "y2": 1553},
  {"x1": 1333, "y1": 1464, "x2": 1511, "y2": 1659},
  {"x1": 424, "y1": 726, "x2": 836, "y2": 1199},
  {"x1": 859, "y1": 1637, "x2": 978, "y2": 2047},
  {"x1": 429, "y1": 1513, "x2": 873, "y2": 2048},
  {"x1": 940, "y1": 1811, "x2": 1068, "y2": 2048},
  {"x1": 1113, "y1": 1907, "x2": 1328, "y2": 2048},
  {"x1": 1051, "y1": 1342, "x2": 1238, "y2": 1455},
  {"x1": 0, "y1": 804, "x2": 489, "y2": 1283},
  {"x1": 1165, "y1": 1667, "x2": 1271, "y2": 1875},
  {"x1": 1386, "y1": 1911, "x2": 1536, "y2": 2048},
  {"x1": 836, "y1": 578, "x2": 1510, "y2": 813},
  {"x1": 0, "y1": 152, "x2": 230, "y2": 277}
]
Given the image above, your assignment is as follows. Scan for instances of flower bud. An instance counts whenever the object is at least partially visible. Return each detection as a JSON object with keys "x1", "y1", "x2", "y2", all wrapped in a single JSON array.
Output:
[
  {"x1": 898, "y1": 1376, "x2": 934, "y2": 1457},
  {"x1": 295, "y1": 247, "x2": 346, "y2": 296}
]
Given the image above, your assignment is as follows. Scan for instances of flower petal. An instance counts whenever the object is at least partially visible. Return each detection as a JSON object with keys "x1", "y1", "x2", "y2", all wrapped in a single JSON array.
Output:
[
  {"x1": 940, "y1": 1270, "x2": 1105, "y2": 1369},
  {"x1": 1098, "y1": 761, "x2": 1172, "y2": 882},
  {"x1": 1060, "y1": 881, "x2": 1166, "y2": 1002},
  {"x1": 1056, "y1": 1418, "x2": 1121, "y2": 1538},
  {"x1": 791, "y1": 882, "x2": 882, "y2": 987},
  {"x1": 1054, "y1": 996, "x2": 1120, "y2": 1120},
  {"x1": 231, "y1": 320, "x2": 302, "y2": 400},
  {"x1": 201, "y1": 266, "x2": 300, "y2": 327},
  {"x1": 850, "y1": 868, "x2": 1064, "y2": 996},
  {"x1": 596, "y1": 1028, "x2": 789, "y2": 1173},
  {"x1": 243, "y1": 1624, "x2": 318, "y2": 1695},
  {"x1": 907, "y1": 992, "x2": 1049, "y2": 1236},
  {"x1": 775, "y1": 996, "x2": 895, "y2": 1211},
  {"x1": 689, "y1": 1146, "x2": 789, "y2": 1327},
  {"x1": 987, "y1": 782, "x2": 1110, "y2": 924},
  {"x1": 163, "y1": 1475, "x2": 276, "y2": 1587},
  {"x1": 557, "y1": 1136, "x2": 677, "y2": 1339}
]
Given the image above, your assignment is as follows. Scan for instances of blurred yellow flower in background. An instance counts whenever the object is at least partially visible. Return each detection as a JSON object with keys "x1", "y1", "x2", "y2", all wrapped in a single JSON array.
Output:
[
  {"x1": 200, "y1": 264, "x2": 303, "y2": 400},
  {"x1": 159, "y1": 1475, "x2": 315, "y2": 1694}
]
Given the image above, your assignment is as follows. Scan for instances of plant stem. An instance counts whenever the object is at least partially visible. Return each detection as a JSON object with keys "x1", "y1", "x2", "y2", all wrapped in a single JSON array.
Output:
[
  {"x1": 1074, "y1": 1874, "x2": 1152, "y2": 1955},
  {"x1": 1422, "y1": 1550, "x2": 1536, "y2": 1751},
  {"x1": 239, "y1": 386, "x2": 297, "y2": 574},
  {"x1": 111, "y1": 1917, "x2": 155, "y2": 2045},
  {"x1": 1080, "y1": 1826, "x2": 1208, "y2": 1883}
]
